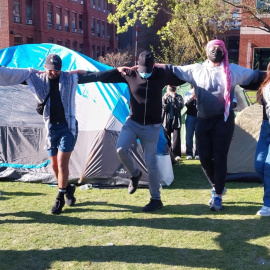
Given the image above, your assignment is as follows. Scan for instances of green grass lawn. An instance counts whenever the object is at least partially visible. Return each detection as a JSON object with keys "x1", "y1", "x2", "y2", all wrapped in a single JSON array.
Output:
[{"x1": 0, "y1": 159, "x2": 270, "y2": 270}]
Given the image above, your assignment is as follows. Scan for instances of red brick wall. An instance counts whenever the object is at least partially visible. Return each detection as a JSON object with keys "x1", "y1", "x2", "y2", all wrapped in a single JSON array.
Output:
[
  {"x1": 239, "y1": 0, "x2": 270, "y2": 68},
  {"x1": 0, "y1": 0, "x2": 10, "y2": 49},
  {"x1": 0, "y1": 0, "x2": 117, "y2": 58},
  {"x1": 239, "y1": 33, "x2": 270, "y2": 68}
]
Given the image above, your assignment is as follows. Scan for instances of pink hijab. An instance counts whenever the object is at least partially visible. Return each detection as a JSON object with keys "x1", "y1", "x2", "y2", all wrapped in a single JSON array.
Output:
[{"x1": 207, "y1": 39, "x2": 231, "y2": 122}]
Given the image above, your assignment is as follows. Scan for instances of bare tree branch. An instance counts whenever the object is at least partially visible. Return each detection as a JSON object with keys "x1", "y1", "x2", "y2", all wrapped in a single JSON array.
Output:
[{"x1": 223, "y1": 0, "x2": 270, "y2": 32}]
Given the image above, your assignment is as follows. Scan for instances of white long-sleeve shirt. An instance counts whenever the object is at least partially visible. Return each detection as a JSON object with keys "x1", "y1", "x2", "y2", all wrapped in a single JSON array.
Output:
[{"x1": 169, "y1": 61, "x2": 259, "y2": 118}]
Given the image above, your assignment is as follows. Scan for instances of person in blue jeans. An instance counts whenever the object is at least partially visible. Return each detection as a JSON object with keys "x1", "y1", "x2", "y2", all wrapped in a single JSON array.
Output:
[
  {"x1": 184, "y1": 87, "x2": 199, "y2": 160},
  {"x1": 254, "y1": 62, "x2": 270, "y2": 217}
]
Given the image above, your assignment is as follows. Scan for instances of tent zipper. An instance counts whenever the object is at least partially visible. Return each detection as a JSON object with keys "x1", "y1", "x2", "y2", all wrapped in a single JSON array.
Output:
[{"x1": 143, "y1": 79, "x2": 148, "y2": 125}]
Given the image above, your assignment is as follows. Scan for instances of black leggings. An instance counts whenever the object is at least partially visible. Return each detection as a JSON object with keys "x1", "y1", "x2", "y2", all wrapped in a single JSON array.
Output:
[{"x1": 195, "y1": 113, "x2": 235, "y2": 194}]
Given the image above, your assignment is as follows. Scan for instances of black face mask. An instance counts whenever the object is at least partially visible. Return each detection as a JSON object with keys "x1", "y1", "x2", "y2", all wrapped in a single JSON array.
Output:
[{"x1": 208, "y1": 48, "x2": 224, "y2": 63}]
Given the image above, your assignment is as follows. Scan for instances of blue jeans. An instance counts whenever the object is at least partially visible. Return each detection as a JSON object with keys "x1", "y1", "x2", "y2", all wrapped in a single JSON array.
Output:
[
  {"x1": 116, "y1": 118, "x2": 161, "y2": 200},
  {"x1": 254, "y1": 120, "x2": 270, "y2": 207},
  {"x1": 185, "y1": 114, "x2": 198, "y2": 156}
]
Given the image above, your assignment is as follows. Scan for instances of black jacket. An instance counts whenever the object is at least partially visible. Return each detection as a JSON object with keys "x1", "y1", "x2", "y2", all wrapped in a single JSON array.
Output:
[
  {"x1": 162, "y1": 93, "x2": 184, "y2": 130},
  {"x1": 81, "y1": 66, "x2": 185, "y2": 125}
]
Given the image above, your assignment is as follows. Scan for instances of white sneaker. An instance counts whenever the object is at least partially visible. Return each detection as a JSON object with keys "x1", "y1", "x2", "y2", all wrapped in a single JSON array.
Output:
[
  {"x1": 186, "y1": 156, "x2": 192, "y2": 160},
  {"x1": 175, "y1": 156, "x2": 181, "y2": 161},
  {"x1": 195, "y1": 155, "x2": 200, "y2": 160},
  {"x1": 256, "y1": 206, "x2": 270, "y2": 216}
]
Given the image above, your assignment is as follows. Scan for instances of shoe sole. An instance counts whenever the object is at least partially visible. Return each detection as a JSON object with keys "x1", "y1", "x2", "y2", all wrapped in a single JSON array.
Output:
[
  {"x1": 51, "y1": 204, "x2": 65, "y2": 215},
  {"x1": 256, "y1": 212, "x2": 270, "y2": 216},
  {"x1": 209, "y1": 188, "x2": 227, "y2": 205},
  {"x1": 128, "y1": 172, "x2": 142, "y2": 194},
  {"x1": 66, "y1": 197, "x2": 76, "y2": 207},
  {"x1": 142, "y1": 205, "x2": 163, "y2": 213},
  {"x1": 210, "y1": 206, "x2": 222, "y2": 211}
]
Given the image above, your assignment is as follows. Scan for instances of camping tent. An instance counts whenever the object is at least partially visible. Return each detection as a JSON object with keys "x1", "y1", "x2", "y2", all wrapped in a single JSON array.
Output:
[
  {"x1": 178, "y1": 84, "x2": 262, "y2": 182},
  {"x1": 226, "y1": 102, "x2": 262, "y2": 182},
  {"x1": 0, "y1": 43, "x2": 169, "y2": 186}
]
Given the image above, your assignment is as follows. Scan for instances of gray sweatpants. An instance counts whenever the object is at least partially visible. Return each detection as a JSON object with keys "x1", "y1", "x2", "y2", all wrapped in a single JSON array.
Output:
[{"x1": 116, "y1": 118, "x2": 161, "y2": 200}]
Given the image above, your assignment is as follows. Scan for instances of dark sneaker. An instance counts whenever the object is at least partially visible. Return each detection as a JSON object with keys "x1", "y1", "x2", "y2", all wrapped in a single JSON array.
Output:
[
  {"x1": 128, "y1": 171, "x2": 142, "y2": 194},
  {"x1": 51, "y1": 197, "x2": 65, "y2": 215},
  {"x1": 209, "y1": 196, "x2": 222, "y2": 211},
  {"x1": 65, "y1": 184, "x2": 76, "y2": 206},
  {"x1": 142, "y1": 199, "x2": 163, "y2": 212}
]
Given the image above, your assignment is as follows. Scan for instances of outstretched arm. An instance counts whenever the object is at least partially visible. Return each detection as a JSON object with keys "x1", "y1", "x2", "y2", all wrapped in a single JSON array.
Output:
[
  {"x1": 70, "y1": 69, "x2": 126, "y2": 84},
  {"x1": 0, "y1": 66, "x2": 33, "y2": 86},
  {"x1": 240, "y1": 71, "x2": 266, "y2": 90}
]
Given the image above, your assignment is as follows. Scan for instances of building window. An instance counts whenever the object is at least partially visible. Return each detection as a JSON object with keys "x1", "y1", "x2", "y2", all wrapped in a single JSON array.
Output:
[
  {"x1": 13, "y1": 0, "x2": 21, "y2": 23},
  {"x1": 79, "y1": 14, "x2": 83, "y2": 34},
  {"x1": 107, "y1": 2, "x2": 110, "y2": 14},
  {"x1": 92, "y1": 44, "x2": 95, "y2": 59},
  {"x1": 102, "y1": 21, "x2": 105, "y2": 38},
  {"x1": 102, "y1": 45, "x2": 105, "y2": 57},
  {"x1": 97, "y1": 19, "x2": 100, "y2": 37},
  {"x1": 91, "y1": 18, "x2": 95, "y2": 36},
  {"x1": 107, "y1": 47, "x2": 110, "y2": 53},
  {"x1": 48, "y1": 37, "x2": 54, "y2": 43},
  {"x1": 257, "y1": 0, "x2": 270, "y2": 12},
  {"x1": 72, "y1": 12, "x2": 77, "y2": 32},
  {"x1": 56, "y1": 6, "x2": 62, "y2": 30},
  {"x1": 57, "y1": 39, "x2": 63, "y2": 45},
  {"x1": 253, "y1": 48, "x2": 270, "y2": 70},
  {"x1": 25, "y1": 0, "x2": 33, "y2": 24},
  {"x1": 97, "y1": 45, "x2": 100, "y2": 58},
  {"x1": 65, "y1": 39, "x2": 70, "y2": 48},
  {"x1": 73, "y1": 41, "x2": 77, "y2": 51},
  {"x1": 79, "y1": 43, "x2": 83, "y2": 53},
  {"x1": 14, "y1": 35, "x2": 23, "y2": 45},
  {"x1": 65, "y1": 9, "x2": 70, "y2": 31},
  {"x1": 97, "y1": 0, "x2": 100, "y2": 11},
  {"x1": 47, "y1": 3, "x2": 53, "y2": 29},
  {"x1": 106, "y1": 23, "x2": 110, "y2": 38},
  {"x1": 101, "y1": 0, "x2": 105, "y2": 12},
  {"x1": 231, "y1": 12, "x2": 240, "y2": 29},
  {"x1": 91, "y1": 0, "x2": 96, "y2": 9},
  {"x1": 26, "y1": 36, "x2": 34, "y2": 44}
]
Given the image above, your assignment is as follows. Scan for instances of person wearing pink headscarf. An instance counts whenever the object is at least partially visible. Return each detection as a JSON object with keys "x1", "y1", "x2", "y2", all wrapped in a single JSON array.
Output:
[{"x1": 165, "y1": 39, "x2": 264, "y2": 211}]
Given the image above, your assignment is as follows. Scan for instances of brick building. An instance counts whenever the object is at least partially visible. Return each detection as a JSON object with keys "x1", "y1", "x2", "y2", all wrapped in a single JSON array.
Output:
[
  {"x1": 239, "y1": 0, "x2": 270, "y2": 70},
  {"x1": 0, "y1": 0, "x2": 118, "y2": 59}
]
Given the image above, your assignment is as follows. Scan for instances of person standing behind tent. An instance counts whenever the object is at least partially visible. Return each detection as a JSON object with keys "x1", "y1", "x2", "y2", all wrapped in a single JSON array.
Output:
[
  {"x1": 184, "y1": 86, "x2": 199, "y2": 160},
  {"x1": 162, "y1": 85, "x2": 184, "y2": 161},
  {"x1": 254, "y1": 62, "x2": 270, "y2": 217},
  {"x1": 70, "y1": 51, "x2": 186, "y2": 212},
  {"x1": 156, "y1": 39, "x2": 263, "y2": 211},
  {"x1": 0, "y1": 55, "x2": 111, "y2": 215}
]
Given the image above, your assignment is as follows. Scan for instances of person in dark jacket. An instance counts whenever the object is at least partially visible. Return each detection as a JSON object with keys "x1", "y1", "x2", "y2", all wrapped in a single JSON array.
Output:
[
  {"x1": 184, "y1": 87, "x2": 199, "y2": 160},
  {"x1": 70, "y1": 51, "x2": 185, "y2": 212},
  {"x1": 162, "y1": 85, "x2": 184, "y2": 161}
]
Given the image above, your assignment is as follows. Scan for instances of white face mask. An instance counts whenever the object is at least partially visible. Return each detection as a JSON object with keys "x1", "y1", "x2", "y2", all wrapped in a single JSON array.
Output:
[{"x1": 139, "y1": 72, "x2": 152, "y2": 79}]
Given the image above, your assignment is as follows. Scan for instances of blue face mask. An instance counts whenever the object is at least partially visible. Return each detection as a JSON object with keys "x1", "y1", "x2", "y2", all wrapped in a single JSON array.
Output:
[{"x1": 139, "y1": 72, "x2": 152, "y2": 79}]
